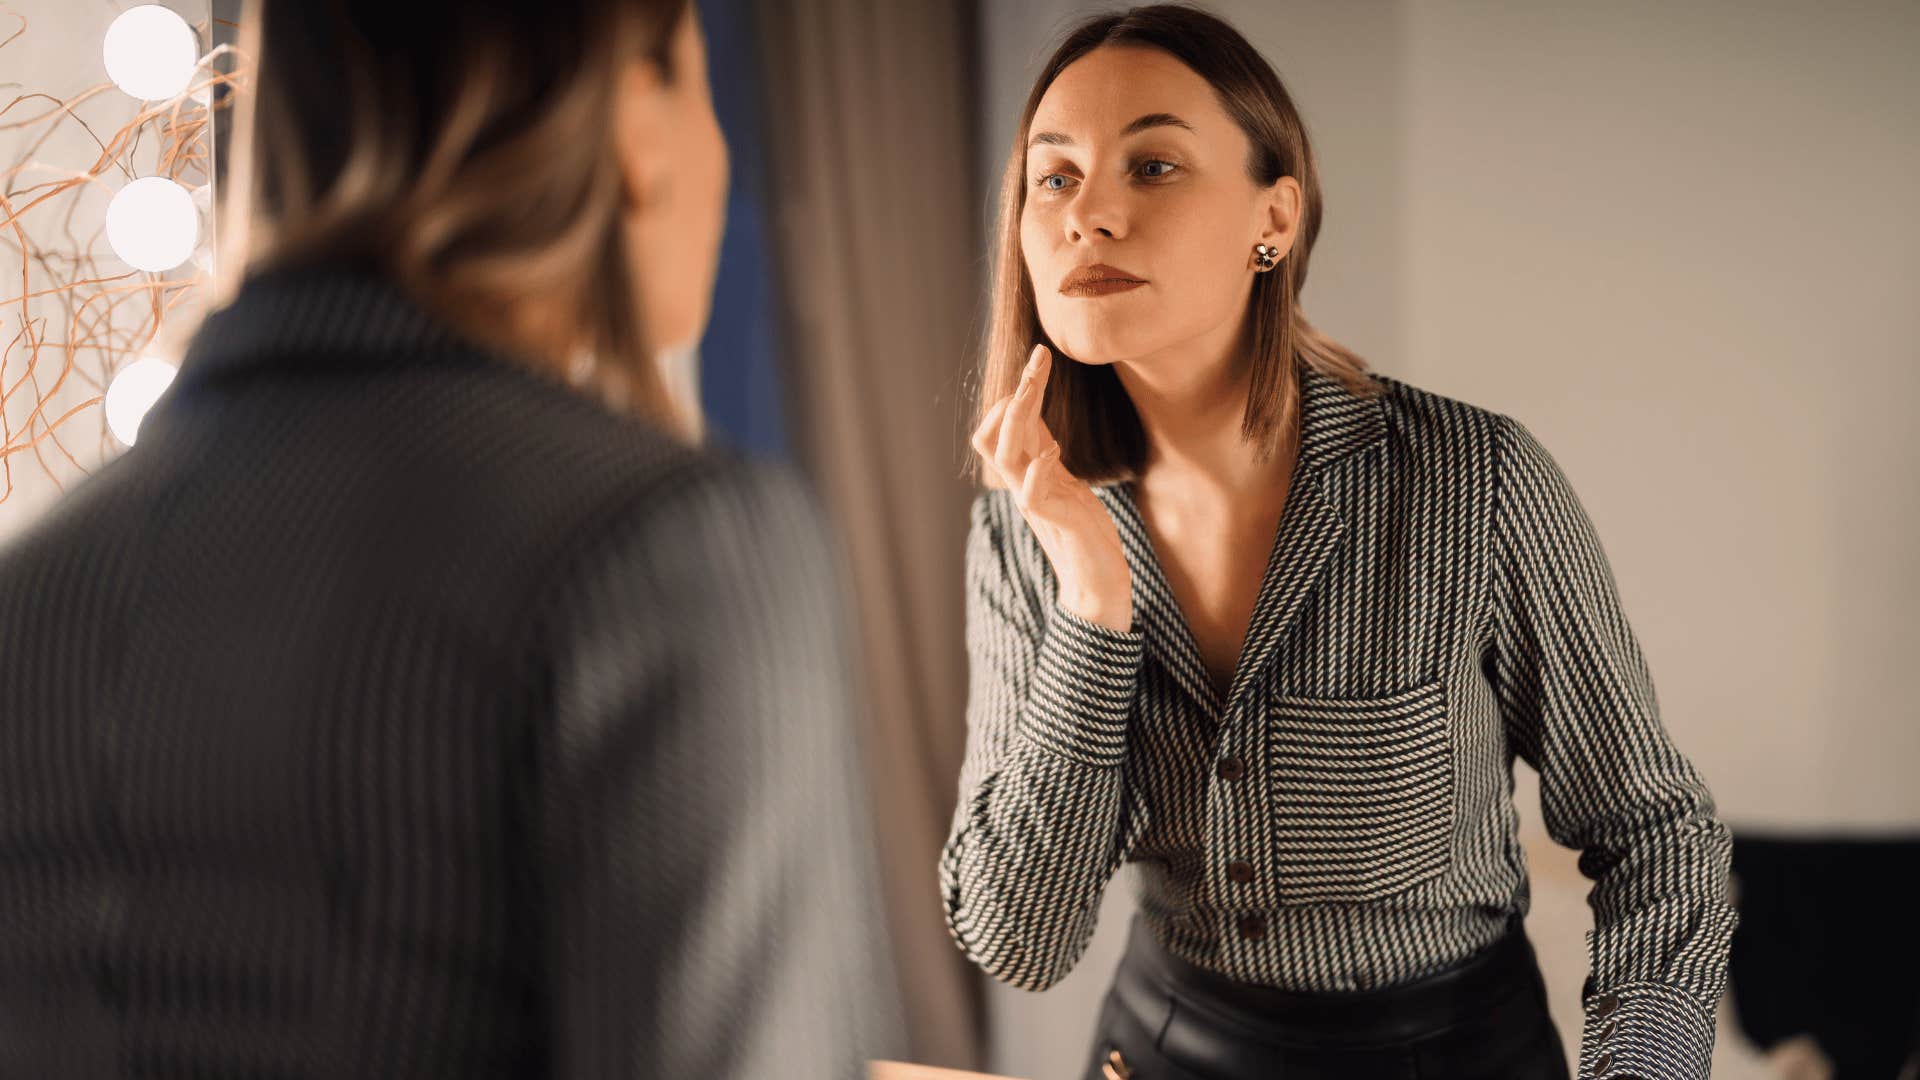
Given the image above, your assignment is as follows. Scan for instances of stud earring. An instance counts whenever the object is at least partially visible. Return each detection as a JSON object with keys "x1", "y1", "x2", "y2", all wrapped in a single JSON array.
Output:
[{"x1": 1253, "y1": 243, "x2": 1280, "y2": 272}]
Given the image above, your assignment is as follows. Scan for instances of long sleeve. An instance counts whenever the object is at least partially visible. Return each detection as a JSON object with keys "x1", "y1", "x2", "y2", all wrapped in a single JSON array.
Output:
[
  {"x1": 1488, "y1": 416, "x2": 1739, "y2": 1080},
  {"x1": 939, "y1": 490, "x2": 1150, "y2": 991},
  {"x1": 532, "y1": 457, "x2": 906, "y2": 1078}
]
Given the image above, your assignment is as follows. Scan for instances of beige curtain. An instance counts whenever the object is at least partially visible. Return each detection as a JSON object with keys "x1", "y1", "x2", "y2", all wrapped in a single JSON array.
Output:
[{"x1": 752, "y1": 0, "x2": 986, "y2": 1069}]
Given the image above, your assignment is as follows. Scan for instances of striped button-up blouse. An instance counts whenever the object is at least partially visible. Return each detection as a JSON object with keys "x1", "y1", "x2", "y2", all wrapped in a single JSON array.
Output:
[{"x1": 940, "y1": 365, "x2": 1737, "y2": 1080}]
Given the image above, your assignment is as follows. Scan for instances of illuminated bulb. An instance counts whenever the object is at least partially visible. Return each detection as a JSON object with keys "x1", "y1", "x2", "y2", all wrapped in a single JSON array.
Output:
[
  {"x1": 103, "y1": 5, "x2": 199, "y2": 101},
  {"x1": 106, "y1": 176, "x2": 199, "y2": 273},
  {"x1": 105, "y1": 357, "x2": 178, "y2": 447}
]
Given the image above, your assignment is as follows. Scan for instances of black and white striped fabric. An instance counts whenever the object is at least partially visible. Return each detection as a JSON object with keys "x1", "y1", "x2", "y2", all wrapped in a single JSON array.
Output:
[
  {"x1": 0, "y1": 264, "x2": 905, "y2": 1077},
  {"x1": 941, "y1": 364, "x2": 1737, "y2": 1080}
]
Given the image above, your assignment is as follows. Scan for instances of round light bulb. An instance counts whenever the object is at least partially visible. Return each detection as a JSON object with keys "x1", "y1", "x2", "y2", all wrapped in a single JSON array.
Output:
[
  {"x1": 103, "y1": 5, "x2": 199, "y2": 101},
  {"x1": 106, "y1": 176, "x2": 200, "y2": 273},
  {"x1": 105, "y1": 357, "x2": 179, "y2": 447}
]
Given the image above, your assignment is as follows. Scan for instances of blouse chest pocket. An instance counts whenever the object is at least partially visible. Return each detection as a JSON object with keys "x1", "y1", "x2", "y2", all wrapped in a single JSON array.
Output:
[{"x1": 1264, "y1": 677, "x2": 1454, "y2": 904}]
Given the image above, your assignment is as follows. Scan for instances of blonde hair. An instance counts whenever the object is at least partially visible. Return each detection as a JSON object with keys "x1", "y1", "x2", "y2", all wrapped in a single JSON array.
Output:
[
  {"x1": 974, "y1": 4, "x2": 1381, "y2": 486},
  {"x1": 220, "y1": 0, "x2": 693, "y2": 435}
]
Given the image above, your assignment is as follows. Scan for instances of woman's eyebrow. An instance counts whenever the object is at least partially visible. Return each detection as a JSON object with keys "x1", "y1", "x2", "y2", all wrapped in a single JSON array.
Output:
[{"x1": 1027, "y1": 112, "x2": 1196, "y2": 150}]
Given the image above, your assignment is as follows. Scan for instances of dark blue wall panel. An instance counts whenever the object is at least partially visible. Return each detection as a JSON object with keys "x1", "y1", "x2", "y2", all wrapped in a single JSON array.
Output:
[{"x1": 695, "y1": 0, "x2": 791, "y2": 458}]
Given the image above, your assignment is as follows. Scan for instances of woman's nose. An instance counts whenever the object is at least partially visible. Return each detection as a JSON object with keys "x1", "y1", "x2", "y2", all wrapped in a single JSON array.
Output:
[{"x1": 1063, "y1": 175, "x2": 1127, "y2": 243}]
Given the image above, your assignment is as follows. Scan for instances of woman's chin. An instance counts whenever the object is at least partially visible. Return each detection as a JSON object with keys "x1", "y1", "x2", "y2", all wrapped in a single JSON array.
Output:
[
  {"x1": 1048, "y1": 329, "x2": 1146, "y2": 368},
  {"x1": 1036, "y1": 320, "x2": 1136, "y2": 367}
]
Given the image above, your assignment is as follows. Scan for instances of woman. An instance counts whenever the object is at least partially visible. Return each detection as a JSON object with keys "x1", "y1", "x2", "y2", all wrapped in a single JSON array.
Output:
[
  {"x1": 940, "y1": 7, "x2": 1735, "y2": 1080},
  {"x1": 0, "y1": 1, "x2": 901, "y2": 1076}
]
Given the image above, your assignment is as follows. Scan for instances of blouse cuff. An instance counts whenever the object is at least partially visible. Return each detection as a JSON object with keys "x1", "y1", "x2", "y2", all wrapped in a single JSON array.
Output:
[
  {"x1": 1577, "y1": 980, "x2": 1716, "y2": 1080},
  {"x1": 1016, "y1": 597, "x2": 1145, "y2": 769}
]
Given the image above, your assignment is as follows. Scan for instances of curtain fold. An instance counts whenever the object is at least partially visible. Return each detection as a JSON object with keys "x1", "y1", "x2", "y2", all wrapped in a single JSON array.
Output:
[{"x1": 751, "y1": 0, "x2": 986, "y2": 1068}]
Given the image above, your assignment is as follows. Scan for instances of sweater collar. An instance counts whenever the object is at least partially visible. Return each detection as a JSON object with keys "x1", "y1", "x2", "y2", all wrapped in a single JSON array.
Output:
[{"x1": 176, "y1": 263, "x2": 492, "y2": 387}]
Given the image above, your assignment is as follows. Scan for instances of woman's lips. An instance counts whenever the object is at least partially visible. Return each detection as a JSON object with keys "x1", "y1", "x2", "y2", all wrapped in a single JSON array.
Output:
[
  {"x1": 1059, "y1": 263, "x2": 1149, "y2": 296},
  {"x1": 1060, "y1": 278, "x2": 1147, "y2": 297}
]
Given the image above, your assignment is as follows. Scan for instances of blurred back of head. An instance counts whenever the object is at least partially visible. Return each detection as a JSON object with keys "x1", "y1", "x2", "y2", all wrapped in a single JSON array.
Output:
[{"x1": 226, "y1": 0, "x2": 700, "y2": 432}]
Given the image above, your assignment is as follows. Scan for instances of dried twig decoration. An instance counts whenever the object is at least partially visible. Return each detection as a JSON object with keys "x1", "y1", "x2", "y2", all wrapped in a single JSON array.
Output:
[{"x1": 1, "y1": 4, "x2": 243, "y2": 511}]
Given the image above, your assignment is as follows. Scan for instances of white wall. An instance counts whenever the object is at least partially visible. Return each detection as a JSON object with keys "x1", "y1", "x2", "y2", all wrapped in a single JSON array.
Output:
[
  {"x1": 976, "y1": 2, "x2": 1919, "y2": 1077},
  {"x1": 1394, "y1": 0, "x2": 1920, "y2": 832}
]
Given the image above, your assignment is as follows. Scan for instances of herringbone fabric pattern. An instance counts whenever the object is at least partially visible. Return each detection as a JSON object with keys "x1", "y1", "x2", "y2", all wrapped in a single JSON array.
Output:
[
  {"x1": 0, "y1": 265, "x2": 905, "y2": 1078},
  {"x1": 941, "y1": 365, "x2": 1735, "y2": 1080}
]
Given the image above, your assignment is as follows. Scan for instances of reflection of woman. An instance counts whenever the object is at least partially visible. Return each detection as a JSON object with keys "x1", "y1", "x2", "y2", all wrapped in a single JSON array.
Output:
[
  {"x1": 940, "y1": 7, "x2": 1734, "y2": 1079},
  {"x1": 0, "y1": 1, "x2": 899, "y2": 1076}
]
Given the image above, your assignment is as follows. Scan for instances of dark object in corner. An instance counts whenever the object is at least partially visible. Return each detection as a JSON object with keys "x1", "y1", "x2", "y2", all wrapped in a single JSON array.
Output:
[{"x1": 1729, "y1": 835, "x2": 1920, "y2": 1079}]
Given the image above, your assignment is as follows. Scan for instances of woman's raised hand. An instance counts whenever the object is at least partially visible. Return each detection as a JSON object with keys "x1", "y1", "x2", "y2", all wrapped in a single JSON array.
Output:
[{"x1": 971, "y1": 345, "x2": 1134, "y2": 633}]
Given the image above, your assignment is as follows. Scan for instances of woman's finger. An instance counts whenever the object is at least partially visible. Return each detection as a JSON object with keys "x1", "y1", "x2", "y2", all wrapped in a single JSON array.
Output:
[
  {"x1": 1019, "y1": 442, "x2": 1061, "y2": 513},
  {"x1": 971, "y1": 395, "x2": 1012, "y2": 458},
  {"x1": 971, "y1": 395, "x2": 1014, "y2": 486},
  {"x1": 995, "y1": 345, "x2": 1050, "y2": 478},
  {"x1": 1018, "y1": 348, "x2": 1061, "y2": 478}
]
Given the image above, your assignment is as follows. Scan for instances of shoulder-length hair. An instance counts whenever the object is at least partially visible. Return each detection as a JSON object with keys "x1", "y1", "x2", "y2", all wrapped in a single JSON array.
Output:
[
  {"x1": 221, "y1": 0, "x2": 693, "y2": 435},
  {"x1": 974, "y1": 3, "x2": 1382, "y2": 486}
]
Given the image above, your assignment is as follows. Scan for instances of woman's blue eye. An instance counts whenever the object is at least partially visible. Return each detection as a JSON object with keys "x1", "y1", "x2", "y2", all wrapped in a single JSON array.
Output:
[{"x1": 1034, "y1": 164, "x2": 1170, "y2": 190}]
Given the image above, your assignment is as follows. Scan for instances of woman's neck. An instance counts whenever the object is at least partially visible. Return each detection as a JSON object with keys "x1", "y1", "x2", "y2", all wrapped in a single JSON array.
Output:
[{"x1": 1114, "y1": 320, "x2": 1297, "y2": 505}]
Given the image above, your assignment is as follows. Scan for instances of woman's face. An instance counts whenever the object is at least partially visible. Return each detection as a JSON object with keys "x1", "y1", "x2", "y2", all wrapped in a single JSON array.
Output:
[
  {"x1": 616, "y1": 8, "x2": 729, "y2": 355},
  {"x1": 1021, "y1": 45, "x2": 1294, "y2": 369}
]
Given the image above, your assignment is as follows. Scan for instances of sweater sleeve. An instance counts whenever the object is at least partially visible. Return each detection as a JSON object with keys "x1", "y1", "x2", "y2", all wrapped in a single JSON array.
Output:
[
  {"x1": 939, "y1": 490, "x2": 1150, "y2": 991},
  {"x1": 1489, "y1": 415, "x2": 1739, "y2": 1080}
]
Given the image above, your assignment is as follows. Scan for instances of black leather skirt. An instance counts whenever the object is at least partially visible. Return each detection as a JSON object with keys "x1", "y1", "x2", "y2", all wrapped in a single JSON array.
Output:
[{"x1": 1084, "y1": 916, "x2": 1571, "y2": 1080}]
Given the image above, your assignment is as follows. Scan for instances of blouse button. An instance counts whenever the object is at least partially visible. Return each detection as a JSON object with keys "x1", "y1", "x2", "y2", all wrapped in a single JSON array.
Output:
[
  {"x1": 1592, "y1": 993, "x2": 1621, "y2": 1017},
  {"x1": 1226, "y1": 860, "x2": 1254, "y2": 884},
  {"x1": 1216, "y1": 755, "x2": 1246, "y2": 782},
  {"x1": 1236, "y1": 913, "x2": 1267, "y2": 940}
]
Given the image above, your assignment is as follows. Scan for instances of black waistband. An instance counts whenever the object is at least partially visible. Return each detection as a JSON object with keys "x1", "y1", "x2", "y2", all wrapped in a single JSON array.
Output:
[{"x1": 1114, "y1": 915, "x2": 1546, "y2": 1047}]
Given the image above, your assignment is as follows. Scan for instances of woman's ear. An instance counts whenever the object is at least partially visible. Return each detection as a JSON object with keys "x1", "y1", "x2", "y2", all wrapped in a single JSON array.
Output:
[
  {"x1": 613, "y1": 58, "x2": 671, "y2": 212},
  {"x1": 1258, "y1": 175, "x2": 1304, "y2": 258}
]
